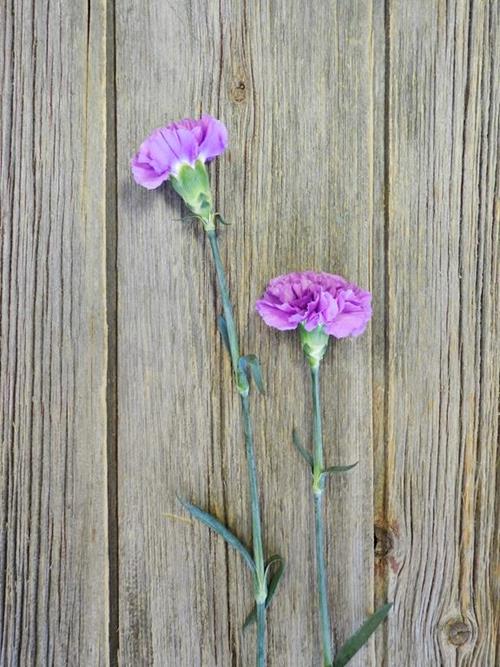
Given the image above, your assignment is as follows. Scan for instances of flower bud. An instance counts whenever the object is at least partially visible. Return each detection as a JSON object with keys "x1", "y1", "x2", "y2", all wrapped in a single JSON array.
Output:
[{"x1": 299, "y1": 325, "x2": 329, "y2": 368}]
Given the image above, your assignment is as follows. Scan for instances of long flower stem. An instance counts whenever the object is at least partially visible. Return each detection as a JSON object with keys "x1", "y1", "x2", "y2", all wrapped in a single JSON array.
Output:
[
  {"x1": 311, "y1": 363, "x2": 333, "y2": 667},
  {"x1": 256, "y1": 602, "x2": 266, "y2": 666},
  {"x1": 240, "y1": 392, "x2": 266, "y2": 589},
  {"x1": 207, "y1": 227, "x2": 267, "y2": 667},
  {"x1": 207, "y1": 228, "x2": 241, "y2": 374}
]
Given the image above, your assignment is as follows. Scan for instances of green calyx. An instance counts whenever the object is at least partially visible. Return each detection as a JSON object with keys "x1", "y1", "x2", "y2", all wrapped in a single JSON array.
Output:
[
  {"x1": 170, "y1": 160, "x2": 214, "y2": 229},
  {"x1": 299, "y1": 325, "x2": 329, "y2": 368}
]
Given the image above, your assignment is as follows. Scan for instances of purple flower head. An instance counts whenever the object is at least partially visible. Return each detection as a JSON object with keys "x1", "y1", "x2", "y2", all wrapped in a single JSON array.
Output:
[
  {"x1": 131, "y1": 114, "x2": 228, "y2": 190},
  {"x1": 255, "y1": 271, "x2": 372, "y2": 339}
]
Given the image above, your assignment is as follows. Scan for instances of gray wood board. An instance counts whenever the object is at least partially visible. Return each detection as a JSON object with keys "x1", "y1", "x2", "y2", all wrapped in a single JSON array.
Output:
[
  {"x1": 0, "y1": 0, "x2": 109, "y2": 664},
  {"x1": 116, "y1": 1, "x2": 385, "y2": 665},
  {"x1": 1, "y1": 0, "x2": 498, "y2": 665},
  {"x1": 382, "y1": 1, "x2": 499, "y2": 665}
]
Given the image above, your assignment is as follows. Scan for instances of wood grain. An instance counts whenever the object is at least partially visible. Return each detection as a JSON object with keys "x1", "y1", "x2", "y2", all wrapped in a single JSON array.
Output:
[
  {"x1": 0, "y1": 0, "x2": 109, "y2": 664},
  {"x1": 115, "y1": 3, "x2": 231, "y2": 664},
  {"x1": 381, "y1": 1, "x2": 499, "y2": 664},
  {"x1": 1, "y1": 0, "x2": 498, "y2": 665},
  {"x1": 116, "y1": 1, "x2": 383, "y2": 665}
]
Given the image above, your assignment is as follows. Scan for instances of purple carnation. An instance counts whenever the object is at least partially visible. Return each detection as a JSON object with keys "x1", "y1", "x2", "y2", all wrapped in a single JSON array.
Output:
[
  {"x1": 256, "y1": 271, "x2": 372, "y2": 338},
  {"x1": 131, "y1": 114, "x2": 228, "y2": 189}
]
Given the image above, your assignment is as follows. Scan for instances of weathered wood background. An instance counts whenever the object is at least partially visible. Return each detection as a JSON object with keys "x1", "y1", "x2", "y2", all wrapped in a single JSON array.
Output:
[{"x1": 1, "y1": 1, "x2": 498, "y2": 665}]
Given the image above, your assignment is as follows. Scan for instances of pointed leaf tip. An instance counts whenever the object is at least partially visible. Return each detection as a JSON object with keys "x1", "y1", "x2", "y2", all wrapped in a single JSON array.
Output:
[
  {"x1": 264, "y1": 554, "x2": 285, "y2": 610},
  {"x1": 177, "y1": 496, "x2": 255, "y2": 573},
  {"x1": 332, "y1": 602, "x2": 393, "y2": 667},
  {"x1": 321, "y1": 462, "x2": 358, "y2": 480},
  {"x1": 292, "y1": 428, "x2": 313, "y2": 468},
  {"x1": 243, "y1": 555, "x2": 285, "y2": 630},
  {"x1": 215, "y1": 212, "x2": 230, "y2": 225},
  {"x1": 238, "y1": 354, "x2": 265, "y2": 394},
  {"x1": 217, "y1": 314, "x2": 230, "y2": 352}
]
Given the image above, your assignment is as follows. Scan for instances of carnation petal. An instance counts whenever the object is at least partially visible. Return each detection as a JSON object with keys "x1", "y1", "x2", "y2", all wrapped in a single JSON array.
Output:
[
  {"x1": 130, "y1": 158, "x2": 170, "y2": 189},
  {"x1": 325, "y1": 312, "x2": 370, "y2": 338},
  {"x1": 140, "y1": 128, "x2": 176, "y2": 171},
  {"x1": 256, "y1": 270, "x2": 372, "y2": 339},
  {"x1": 198, "y1": 115, "x2": 228, "y2": 161},
  {"x1": 159, "y1": 127, "x2": 199, "y2": 172},
  {"x1": 255, "y1": 301, "x2": 298, "y2": 331}
]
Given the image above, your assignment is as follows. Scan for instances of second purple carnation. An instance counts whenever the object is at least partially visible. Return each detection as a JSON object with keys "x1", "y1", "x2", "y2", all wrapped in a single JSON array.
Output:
[{"x1": 255, "y1": 271, "x2": 372, "y2": 338}]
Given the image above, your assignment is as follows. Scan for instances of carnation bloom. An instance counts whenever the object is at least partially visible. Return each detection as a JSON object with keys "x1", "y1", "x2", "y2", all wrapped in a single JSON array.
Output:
[
  {"x1": 255, "y1": 271, "x2": 372, "y2": 339},
  {"x1": 131, "y1": 114, "x2": 228, "y2": 190}
]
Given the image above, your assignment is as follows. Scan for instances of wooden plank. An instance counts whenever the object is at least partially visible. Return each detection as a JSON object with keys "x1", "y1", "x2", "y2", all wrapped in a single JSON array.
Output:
[
  {"x1": 116, "y1": 1, "x2": 383, "y2": 664},
  {"x1": 217, "y1": 2, "x2": 384, "y2": 665},
  {"x1": 382, "y1": 1, "x2": 499, "y2": 664},
  {"x1": 115, "y1": 3, "x2": 230, "y2": 664},
  {"x1": 2, "y1": 0, "x2": 495, "y2": 664},
  {"x1": 0, "y1": 1, "x2": 109, "y2": 664}
]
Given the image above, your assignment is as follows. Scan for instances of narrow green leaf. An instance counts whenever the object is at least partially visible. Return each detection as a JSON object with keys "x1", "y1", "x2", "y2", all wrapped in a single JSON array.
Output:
[
  {"x1": 243, "y1": 555, "x2": 285, "y2": 630},
  {"x1": 264, "y1": 555, "x2": 285, "y2": 610},
  {"x1": 247, "y1": 355, "x2": 265, "y2": 394},
  {"x1": 242, "y1": 606, "x2": 257, "y2": 630},
  {"x1": 215, "y1": 212, "x2": 230, "y2": 225},
  {"x1": 292, "y1": 428, "x2": 313, "y2": 468},
  {"x1": 216, "y1": 314, "x2": 230, "y2": 353},
  {"x1": 332, "y1": 603, "x2": 393, "y2": 667},
  {"x1": 321, "y1": 462, "x2": 358, "y2": 479},
  {"x1": 238, "y1": 354, "x2": 265, "y2": 394},
  {"x1": 177, "y1": 496, "x2": 255, "y2": 573}
]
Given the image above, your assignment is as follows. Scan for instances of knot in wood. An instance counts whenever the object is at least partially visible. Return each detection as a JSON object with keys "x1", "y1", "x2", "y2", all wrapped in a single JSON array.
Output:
[
  {"x1": 231, "y1": 80, "x2": 247, "y2": 103},
  {"x1": 374, "y1": 524, "x2": 393, "y2": 557},
  {"x1": 447, "y1": 621, "x2": 471, "y2": 646}
]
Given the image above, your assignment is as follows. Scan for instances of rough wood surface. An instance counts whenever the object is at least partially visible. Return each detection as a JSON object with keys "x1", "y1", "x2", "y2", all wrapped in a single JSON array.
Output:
[
  {"x1": 380, "y1": 2, "x2": 500, "y2": 665},
  {"x1": 2, "y1": 0, "x2": 499, "y2": 665},
  {"x1": 116, "y1": 1, "x2": 382, "y2": 665},
  {"x1": 0, "y1": 0, "x2": 109, "y2": 664}
]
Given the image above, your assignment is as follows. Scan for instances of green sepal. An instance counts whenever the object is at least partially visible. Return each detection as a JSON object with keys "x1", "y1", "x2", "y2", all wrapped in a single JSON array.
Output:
[
  {"x1": 332, "y1": 602, "x2": 393, "y2": 667},
  {"x1": 292, "y1": 428, "x2": 313, "y2": 469},
  {"x1": 216, "y1": 315, "x2": 230, "y2": 353},
  {"x1": 177, "y1": 496, "x2": 255, "y2": 573},
  {"x1": 299, "y1": 324, "x2": 329, "y2": 368},
  {"x1": 238, "y1": 355, "x2": 265, "y2": 394},
  {"x1": 170, "y1": 161, "x2": 213, "y2": 225},
  {"x1": 243, "y1": 555, "x2": 285, "y2": 630},
  {"x1": 321, "y1": 462, "x2": 358, "y2": 480}
]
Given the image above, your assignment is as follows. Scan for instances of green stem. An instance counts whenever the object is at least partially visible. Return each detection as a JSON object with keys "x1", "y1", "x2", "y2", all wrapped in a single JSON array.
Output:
[
  {"x1": 256, "y1": 602, "x2": 266, "y2": 667},
  {"x1": 311, "y1": 363, "x2": 333, "y2": 667},
  {"x1": 241, "y1": 392, "x2": 266, "y2": 592},
  {"x1": 311, "y1": 364, "x2": 325, "y2": 492},
  {"x1": 207, "y1": 228, "x2": 241, "y2": 373},
  {"x1": 206, "y1": 227, "x2": 267, "y2": 667}
]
